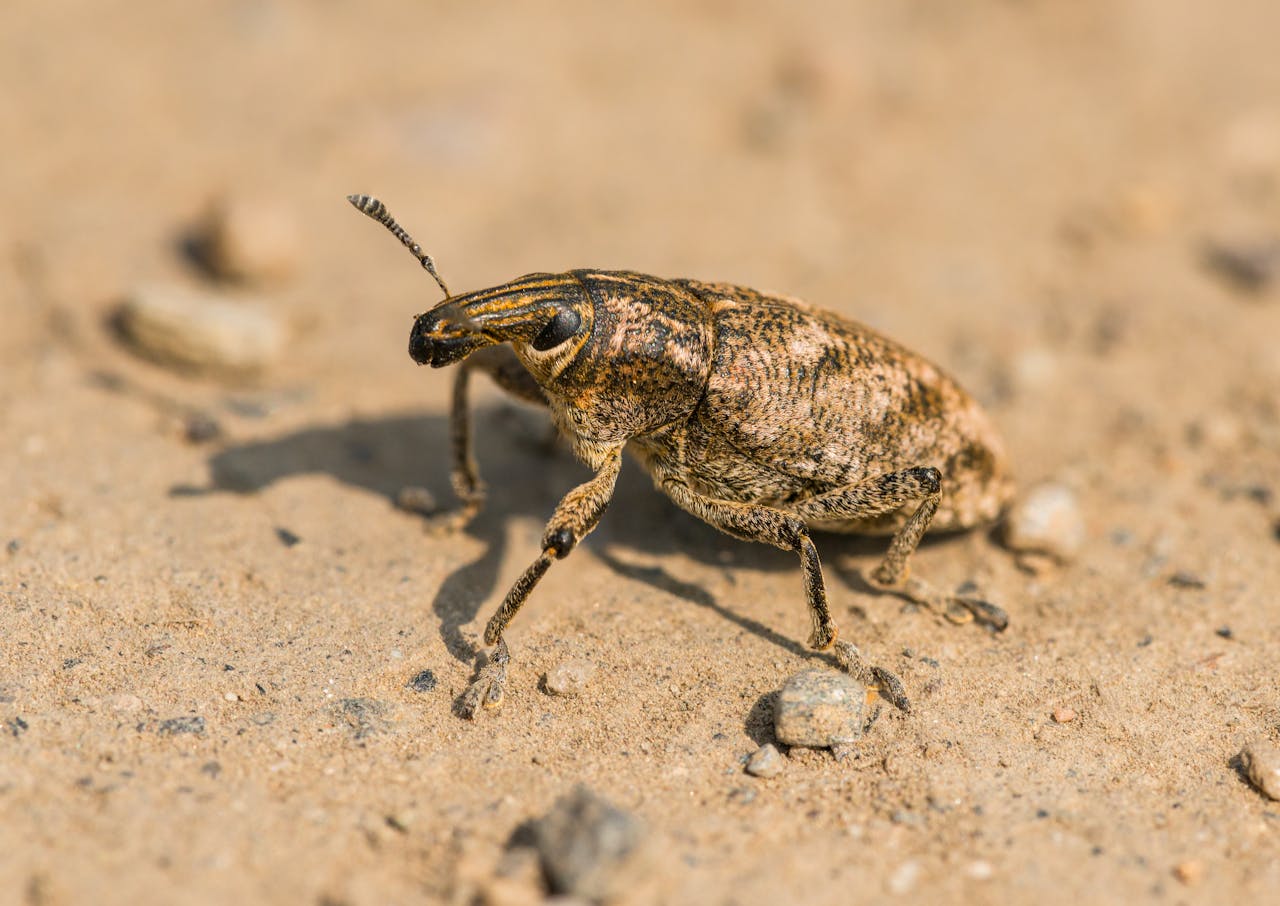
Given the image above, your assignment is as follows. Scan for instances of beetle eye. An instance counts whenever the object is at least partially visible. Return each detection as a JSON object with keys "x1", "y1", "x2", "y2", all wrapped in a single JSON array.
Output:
[{"x1": 531, "y1": 309, "x2": 582, "y2": 351}]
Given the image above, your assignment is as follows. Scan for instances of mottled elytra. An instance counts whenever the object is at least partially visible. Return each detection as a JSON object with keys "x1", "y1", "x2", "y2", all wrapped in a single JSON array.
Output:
[{"x1": 349, "y1": 195, "x2": 1015, "y2": 718}]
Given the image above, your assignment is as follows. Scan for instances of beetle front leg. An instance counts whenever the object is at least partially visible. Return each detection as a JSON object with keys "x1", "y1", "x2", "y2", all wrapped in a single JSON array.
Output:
[
  {"x1": 458, "y1": 447, "x2": 623, "y2": 718},
  {"x1": 659, "y1": 479, "x2": 910, "y2": 712},
  {"x1": 422, "y1": 346, "x2": 549, "y2": 535}
]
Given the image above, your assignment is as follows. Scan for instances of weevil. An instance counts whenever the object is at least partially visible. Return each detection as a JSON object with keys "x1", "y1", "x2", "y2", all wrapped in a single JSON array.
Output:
[{"x1": 349, "y1": 195, "x2": 1014, "y2": 717}]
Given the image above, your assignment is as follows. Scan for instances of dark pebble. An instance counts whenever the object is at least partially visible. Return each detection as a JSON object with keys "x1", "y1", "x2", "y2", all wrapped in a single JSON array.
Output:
[
  {"x1": 1167, "y1": 571, "x2": 1206, "y2": 589},
  {"x1": 533, "y1": 786, "x2": 645, "y2": 900},
  {"x1": 183, "y1": 412, "x2": 223, "y2": 444},
  {"x1": 1215, "y1": 626, "x2": 1234, "y2": 639},
  {"x1": 1202, "y1": 238, "x2": 1280, "y2": 293},
  {"x1": 7, "y1": 717, "x2": 29, "y2": 737},
  {"x1": 407, "y1": 669, "x2": 437, "y2": 693},
  {"x1": 6, "y1": 539, "x2": 20, "y2": 555},
  {"x1": 156, "y1": 716, "x2": 206, "y2": 736},
  {"x1": 275, "y1": 527, "x2": 301, "y2": 547}
]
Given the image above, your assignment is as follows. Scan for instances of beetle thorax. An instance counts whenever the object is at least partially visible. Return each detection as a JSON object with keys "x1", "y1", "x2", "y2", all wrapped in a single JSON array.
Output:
[{"x1": 535, "y1": 272, "x2": 714, "y2": 446}]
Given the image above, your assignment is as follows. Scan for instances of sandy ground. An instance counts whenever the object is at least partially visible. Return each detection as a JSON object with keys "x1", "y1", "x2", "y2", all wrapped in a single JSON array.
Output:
[{"x1": 2, "y1": 1, "x2": 1279, "y2": 903}]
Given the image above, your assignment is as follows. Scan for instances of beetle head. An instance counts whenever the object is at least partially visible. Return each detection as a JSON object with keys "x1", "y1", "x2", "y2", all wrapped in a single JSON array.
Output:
[{"x1": 409, "y1": 273, "x2": 593, "y2": 378}]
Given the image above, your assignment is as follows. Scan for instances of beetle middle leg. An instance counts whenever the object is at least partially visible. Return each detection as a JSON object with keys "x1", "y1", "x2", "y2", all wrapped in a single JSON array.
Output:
[
  {"x1": 424, "y1": 346, "x2": 548, "y2": 534},
  {"x1": 458, "y1": 447, "x2": 622, "y2": 718},
  {"x1": 792, "y1": 467, "x2": 1008, "y2": 631},
  {"x1": 659, "y1": 478, "x2": 911, "y2": 712}
]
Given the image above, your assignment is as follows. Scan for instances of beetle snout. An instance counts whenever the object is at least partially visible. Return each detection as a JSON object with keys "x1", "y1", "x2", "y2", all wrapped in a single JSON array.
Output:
[{"x1": 409, "y1": 307, "x2": 489, "y2": 367}]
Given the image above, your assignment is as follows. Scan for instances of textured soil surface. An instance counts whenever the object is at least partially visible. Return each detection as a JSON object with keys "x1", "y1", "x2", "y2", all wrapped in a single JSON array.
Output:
[{"x1": 2, "y1": 2, "x2": 1279, "y2": 903}]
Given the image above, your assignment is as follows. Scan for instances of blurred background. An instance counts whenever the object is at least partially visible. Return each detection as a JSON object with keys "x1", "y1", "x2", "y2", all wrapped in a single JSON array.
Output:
[{"x1": 2, "y1": 1, "x2": 1279, "y2": 903}]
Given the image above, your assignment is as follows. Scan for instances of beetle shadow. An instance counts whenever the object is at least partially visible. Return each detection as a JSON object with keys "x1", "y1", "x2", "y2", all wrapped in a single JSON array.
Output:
[{"x1": 174, "y1": 405, "x2": 952, "y2": 667}]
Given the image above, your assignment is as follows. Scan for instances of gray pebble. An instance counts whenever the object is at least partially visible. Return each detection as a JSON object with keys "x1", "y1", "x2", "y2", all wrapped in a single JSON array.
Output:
[
  {"x1": 745, "y1": 743, "x2": 784, "y2": 778},
  {"x1": 336, "y1": 698, "x2": 389, "y2": 740},
  {"x1": 1202, "y1": 237, "x2": 1280, "y2": 294},
  {"x1": 116, "y1": 284, "x2": 285, "y2": 375},
  {"x1": 532, "y1": 786, "x2": 645, "y2": 901},
  {"x1": 1240, "y1": 742, "x2": 1280, "y2": 800},
  {"x1": 155, "y1": 716, "x2": 205, "y2": 736},
  {"x1": 1002, "y1": 482, "x2": 1085, "y2": 562},
  {"x1": 407, "y1": 669, "x2": 437, "y2": 693},
  {"x1": 543, "y1": 659, "x2": 596, "y2": 697},
  {"x1": 181, "y1": 411, "x2": 223, "y2": 444},
  {"x1": 774, "y1": 669, "x2": 866, "y2": 748},
  {"x1": 198, "y1": 194, "x2": 301, "y2": 285}
]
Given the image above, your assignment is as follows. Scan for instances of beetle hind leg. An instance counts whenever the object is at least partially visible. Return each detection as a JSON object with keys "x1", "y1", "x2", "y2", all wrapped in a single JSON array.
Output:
[
  {"x1": 822, "y1": 470, "x2": 1008, "y2": 632},
  {"x1": 875, "y1": 574, "x2": 1010, "y2": 633},
  {"x1": 457, "y1": 637, "x2": 511, "y2": 717},
  {"x1": 660, "y1": 479, "x2": 911, "y2": 712}
]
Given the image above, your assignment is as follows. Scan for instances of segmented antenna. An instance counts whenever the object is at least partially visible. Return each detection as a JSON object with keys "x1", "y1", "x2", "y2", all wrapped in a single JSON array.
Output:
[{"x1": 347, "y1": 194, "x2": 450, "y2": 297}]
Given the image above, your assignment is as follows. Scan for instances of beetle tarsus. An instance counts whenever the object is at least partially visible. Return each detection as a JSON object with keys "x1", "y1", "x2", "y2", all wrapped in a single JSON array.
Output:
[
  {"x1": 834, "y1": 639, "x2": 911, "y2": 713},
  {"x1": 458, "y1": 638, "x2": 510, "y2": 718}
]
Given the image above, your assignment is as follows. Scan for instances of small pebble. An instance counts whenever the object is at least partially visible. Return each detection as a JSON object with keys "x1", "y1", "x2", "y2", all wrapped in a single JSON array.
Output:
[
  {"x1": 117, "y1": 284, "x2": 286, "y2": 375},
  {"x1": 1173, "y1": 859, "x2": 1205, "y2": 886},
  {"x1": 395, "y1": 485, "x2": 439, "y2": 517},
  {"x1": 108, "y1": 694, "x2": 143, "y2": 713},
  {"x1": 1167, "y1": 571, "x2": 1206, "y2": 589},
  {"x1": 543, "y1": 659, "x2": 596, "y2": 697},
  {"x1": 6, "y1": 717, "x2": 29, "y2": 738},
  {"x1": 965, "y1": 860, "x2": 994, "y2": 881},
  {"x1": 1051, "y1": 707, "x2": 1077, "y2": 724},
  {"x1": 198, "y1": 194, "x2": 301, "y2": 285},
  {"x1": 774, "y1": 669, "x2": 866, "y2": 748},
  {"x1": 275, "y1": 527, "x2": 302, "y2": 548},
  {"x1": 1002, "y1": 482, "x2": 1085, "y2": 562},
  {"x1": 1202, "y1": 237, "x2": 1280, "y2": 294},
  {"x1": 182, "y1": 411, "x2": 223, "y2": 444},
  {"x1": 337, "y1": 698, "x2": 389, "y2": 740},
  {"x1": 407, "y1": 669, "x2": 437, "y2": 693},
  {"x1": 1239, "y1": 741, "x2": 1280, "y2": 800},
  {"x1": 745, "y1": 744, "x2": 784, "y2": 778},
  {"x1": 532, "y1": 786, "x2": 645, "y2": 901},
  {"x1": 385, "y1": 810, "x2": 415, "y2": 834},
  {"x1": 223, "y1": 692, "x2": 239, "y2": 702},
  {"x1": 887, "y1": 859, "x2": 921, "y2": 895},
  {"x1": 155, "y1": 716, "x2": 206, "y2": 736}
]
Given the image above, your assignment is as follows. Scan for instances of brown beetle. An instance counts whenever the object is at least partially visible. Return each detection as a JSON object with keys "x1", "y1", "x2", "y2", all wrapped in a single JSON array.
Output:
[{"x1": 350, "y1": 195, "x2": 1014, "y2": 717}]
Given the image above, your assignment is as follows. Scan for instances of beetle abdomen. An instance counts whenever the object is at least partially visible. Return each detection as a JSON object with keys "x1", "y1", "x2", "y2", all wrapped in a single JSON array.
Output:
[{"x1": 639, "y1": 281, "x2": 1013, "y2": 533}]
